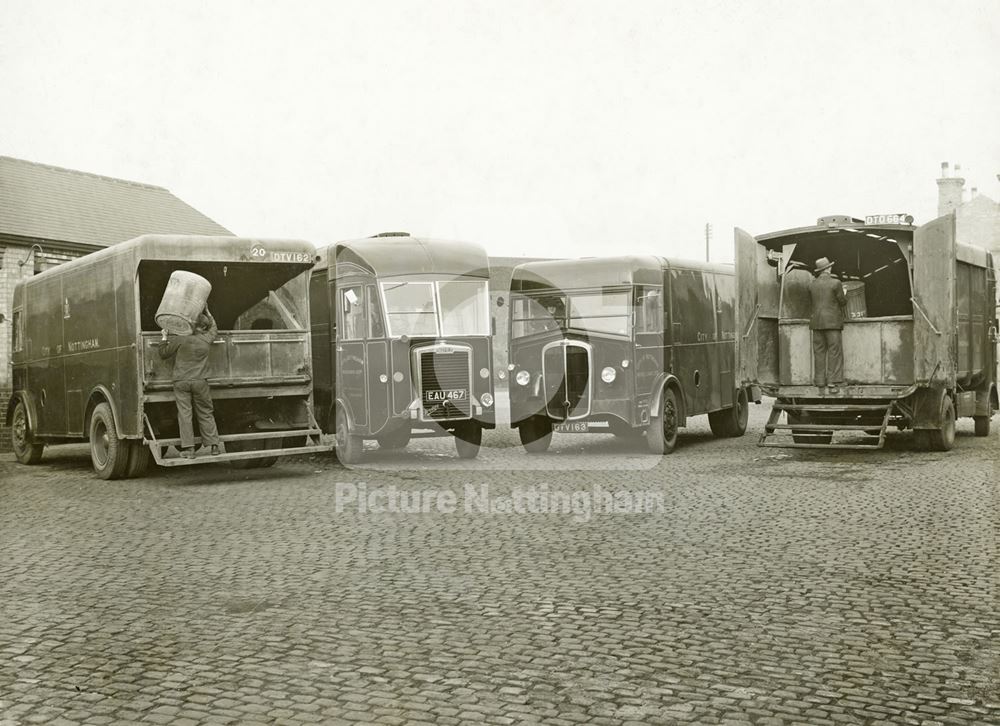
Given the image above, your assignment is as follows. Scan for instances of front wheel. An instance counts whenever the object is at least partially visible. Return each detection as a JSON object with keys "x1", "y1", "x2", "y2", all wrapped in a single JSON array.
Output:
[
  {"x1": 377, "y1": 424, "x2": 411, "y2": 450},
  {"x1": 519, "y1": 416, "x2": 553, "y2": 453},
  {"x1": 11, "y1": 400, "x2": 44, "y2": 465},
  {"x1": 453, "y1": 422, "x2": 482, "y2": 459},
  {"x1": 89, "y1": 402, "x2": 130, "y2": 480},
  {"x1": 335, "y1": 406, "x2": 364, "y2": 465},
  {"x1": 646, "y1": 387, "x2": 679, "y2": 454}
]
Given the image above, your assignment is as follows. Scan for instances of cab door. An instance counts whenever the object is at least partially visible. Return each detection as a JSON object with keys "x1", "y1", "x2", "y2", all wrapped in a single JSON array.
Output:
[
  {"x1": 633, "y1": 284, "x2": 664, "y2": 416},
  {"x1": 336, "y1": 281, "x2": 368, "y2": 428},
  {"x1": 365, "y1": 285, "x2": 390, "y2": 433},
  {"x1": 912, "y1": 214, "x2": 957, "y2": 385}
]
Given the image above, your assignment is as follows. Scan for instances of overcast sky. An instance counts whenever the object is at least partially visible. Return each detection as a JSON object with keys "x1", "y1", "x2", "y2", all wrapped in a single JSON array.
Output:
[{"x1": 2, "y1": 0, "x2": 998, "y2": 261}]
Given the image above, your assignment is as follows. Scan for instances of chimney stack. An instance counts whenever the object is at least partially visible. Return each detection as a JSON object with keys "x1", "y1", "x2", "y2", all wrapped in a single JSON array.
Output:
[{"x1": 936, "y1": 161, "x2": 965, "y2": 216}]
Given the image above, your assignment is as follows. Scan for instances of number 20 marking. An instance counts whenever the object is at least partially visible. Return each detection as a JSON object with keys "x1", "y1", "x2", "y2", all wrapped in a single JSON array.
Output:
[{"x1": 251, "y1": 245, "x2": 266, "y2": 257}]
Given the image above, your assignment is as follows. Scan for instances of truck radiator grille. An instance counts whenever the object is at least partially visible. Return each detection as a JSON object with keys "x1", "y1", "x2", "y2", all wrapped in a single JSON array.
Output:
[
  {"x1": 543, "y1": 342, "x2": 591, "y2": 420},
  {"x1": 419, "y1": 349, "x2": 472, "y2": 421}
]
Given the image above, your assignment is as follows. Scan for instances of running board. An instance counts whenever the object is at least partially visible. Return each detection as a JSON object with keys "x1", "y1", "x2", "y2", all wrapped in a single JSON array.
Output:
[{"x1": 759, "y1": 400, "x2": 895, "y2": 450}]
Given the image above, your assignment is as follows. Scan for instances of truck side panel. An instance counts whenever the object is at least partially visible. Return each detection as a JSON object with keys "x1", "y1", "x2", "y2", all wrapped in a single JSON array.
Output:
[
  {"x1": 61, "y1": 259, "x2": 123, "y2": 436},
  {"x1": 26, "y1": 274, "x2": 66, "y2": 436}
]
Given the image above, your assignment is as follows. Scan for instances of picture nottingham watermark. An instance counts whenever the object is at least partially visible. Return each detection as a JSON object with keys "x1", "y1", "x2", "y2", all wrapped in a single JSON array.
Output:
[{"x1": 335, "y1": 482, "x2": 665, "y2": 523}]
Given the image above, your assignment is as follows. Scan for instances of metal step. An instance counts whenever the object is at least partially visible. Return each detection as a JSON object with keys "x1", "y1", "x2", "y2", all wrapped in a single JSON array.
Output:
[
  {"x1": 758, "y1": 401, "x2": 894, "y2": 450},
  {"x1": 153, "y1": 443, "x2": 331, "y2": 467},
  {"x1": 773, "y1": 403, "x2": 891, "y2": 412},
  {"x1": 149, "y1": 428, "x2": 322, "y2": 447}
]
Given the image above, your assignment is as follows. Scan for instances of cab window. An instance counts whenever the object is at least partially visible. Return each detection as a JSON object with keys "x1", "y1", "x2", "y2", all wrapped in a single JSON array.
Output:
[
  {"x1": 12, "y1": 310, "x2": 24, "y2": 352},
  {"x1": 367, "y1": 286, "x2": 385, "y2": 338},
  {"x1": 341, "y1": 286, "x2": 365, "y2": 340},
  {"x1": 635, "y1": 286, "x2": 663, "y2": 333}
]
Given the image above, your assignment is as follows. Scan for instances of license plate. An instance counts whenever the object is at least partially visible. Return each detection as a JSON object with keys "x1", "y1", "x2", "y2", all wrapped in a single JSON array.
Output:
[
  {"x1": 554, "y1": 421, "x2": 589, "y2": 433},
  {"x1": 425, "y1": 389, "x2": 467, "y2": 402}
]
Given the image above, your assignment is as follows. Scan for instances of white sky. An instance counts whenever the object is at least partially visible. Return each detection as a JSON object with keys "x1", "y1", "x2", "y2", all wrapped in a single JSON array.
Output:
[{"x1": 2, "y1": 0, "x2": 998, "y2": 261}]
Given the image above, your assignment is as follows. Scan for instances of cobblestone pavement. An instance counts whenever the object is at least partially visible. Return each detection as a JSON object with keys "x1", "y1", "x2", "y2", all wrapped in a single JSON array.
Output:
[{"x1": 2, "y1": 399, "x2": 998, "y2": 725}]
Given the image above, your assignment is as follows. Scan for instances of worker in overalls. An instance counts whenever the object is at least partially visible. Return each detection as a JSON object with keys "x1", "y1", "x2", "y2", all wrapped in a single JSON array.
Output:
[
  {"x1": 158, "y1": 308, "x2": 222, "y2": 458},
  {"x1": 809, "y1": 257, "x2": 848, "y2": 392}
]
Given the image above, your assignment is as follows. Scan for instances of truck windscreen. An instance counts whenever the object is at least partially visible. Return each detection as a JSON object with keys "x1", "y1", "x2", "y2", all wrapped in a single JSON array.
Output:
[
  {"x1": 380, "y1": 280, "x2": 489, "y2": 337},
  {"x1": 512, "y1": 289, "x2": 631, "y2": 338}
]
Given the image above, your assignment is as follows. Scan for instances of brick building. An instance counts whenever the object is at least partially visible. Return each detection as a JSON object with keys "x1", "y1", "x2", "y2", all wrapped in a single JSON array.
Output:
[
  {"x1": 0, "y1": 156, "x2": 232, "y2": 450},
  {"x1": 936, "y1": 161, "x2": 1000, "y2": 258}
]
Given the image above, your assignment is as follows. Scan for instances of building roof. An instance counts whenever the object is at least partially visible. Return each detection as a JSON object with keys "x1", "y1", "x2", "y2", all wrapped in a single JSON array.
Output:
[{"x1": 0, "y1": 156, "x2": 232, "y2": 249}]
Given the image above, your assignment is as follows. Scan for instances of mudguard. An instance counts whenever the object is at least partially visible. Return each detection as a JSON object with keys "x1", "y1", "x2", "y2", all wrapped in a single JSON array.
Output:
[
  {"x1": 6, "y1": 391, "x2": 40, "y2": 437},
  {"x1": 648, "y1": 373, "x2": 687, "y2": 426},
  {"x1": 911, "y1": 386, "x2": 950, "y2": 429}
]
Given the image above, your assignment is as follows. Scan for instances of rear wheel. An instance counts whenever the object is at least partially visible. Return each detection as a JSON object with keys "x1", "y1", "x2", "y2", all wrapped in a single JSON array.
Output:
[
  {"x1": 123, "y1": 440, "x2": 151, "y2": 478},
  {"x1": 924, "y1": 395, "x2": 956, "y2": 451},
  {"x1": 453, "y1": 422, "x2": 482, "y2": 459},
  {"x1": 519, "y1": 416, "x2": 553, "y2": 453},
  {"x1": 708, "y1": 388, "x2": 749, "y2": 438},
  {"x1": 646, "y1": 387, "x2": 679, "y2": 454},
  {"x1": 335, "y1": 406, "x2": 364, "y2": 465},
  {"x1": 11, "y1": 400, "x2": 44, "y2": 465},
  {"x1": 89, "y1": 402, "x2": 130, "y2": 480}
]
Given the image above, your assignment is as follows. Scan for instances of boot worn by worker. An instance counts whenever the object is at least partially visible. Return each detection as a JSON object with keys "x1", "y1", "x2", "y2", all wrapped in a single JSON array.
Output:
[
  {"x1": 181, "y1": 448, "x2": 197, "y2": 459},
  {"x1": 210, "y1": 445, "x2": 222, "y2": 456}
]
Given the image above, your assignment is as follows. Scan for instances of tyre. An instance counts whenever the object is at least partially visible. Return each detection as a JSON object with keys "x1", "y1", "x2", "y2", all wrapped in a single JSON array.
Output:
[
  {"x1": 708, "y1": 388, "x2": 749, "y2": 438},
  {"x1": 123, "y1": 440, "x2": 151, "y2": 478},
  {"x1": 646, "y1": 387, "x2": 679, "y2": 454},
  {"x1": 519, "y1": 416, "x2": 553, "y2": 453},
  {"x1": 377, "y1": 424, "x2": 411, "y2": 450},
  {"x1": 89, "y1": 402, "x2": 130, "y2": 480},
  {"x1": 925, "y1": 395, "x2": 956, "y2": 452},
  {"x1": 335, "y1": 406, "x2": 363, "y2": 465},
  {"x1": 453, "y1": 422, "x2": 482, "y2": 459},
  {"x1": 11, "y1": 399, "x2": 44, "y2": 465},
  {"x1": 974, "y1": 415, "x2": 991, "y2": 437}
]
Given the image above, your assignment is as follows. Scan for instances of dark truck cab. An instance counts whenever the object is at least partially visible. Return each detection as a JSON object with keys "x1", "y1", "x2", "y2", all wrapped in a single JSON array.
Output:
[
  {"x1": 310, "y1": 234, "x2": 495, "y2": 463},
  {"x1": 8, "y1": 235, "x2": 330, "y2": 478},
  {"x1": 737, "y1": 214, "x2": 998, "y2": 449},
  {"x1": 508, "y1": 255, "x2": 757, "y2": 454}
]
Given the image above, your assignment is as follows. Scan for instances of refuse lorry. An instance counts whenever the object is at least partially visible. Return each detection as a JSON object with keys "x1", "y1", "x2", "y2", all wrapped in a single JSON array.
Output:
[
  {"x1": 7, "y1": 235, "x2": 331, "y2": 477},
  {"x1": 736, "y1": 213, "x2": 998, "y2": 450}
]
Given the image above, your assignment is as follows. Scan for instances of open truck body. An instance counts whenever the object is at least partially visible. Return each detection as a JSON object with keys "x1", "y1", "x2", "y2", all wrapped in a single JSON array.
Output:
[
  {"x1": 736, "y1": 214, "x2": 998, "y2": 450},
  {"x1": 508, "y1": 255, "x2": 759, "y2": 454},
  {"x1": 7, "y1": 235, "x2": 330, "y2": 477},
  {"x1": 310, "y1": 234, "x2": 495, "y2": 463}
]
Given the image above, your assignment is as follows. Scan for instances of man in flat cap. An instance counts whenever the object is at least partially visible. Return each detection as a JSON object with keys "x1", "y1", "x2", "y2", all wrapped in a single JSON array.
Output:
[{"x1": 809, "y1": 257, "x2": 848, "y2": 392}]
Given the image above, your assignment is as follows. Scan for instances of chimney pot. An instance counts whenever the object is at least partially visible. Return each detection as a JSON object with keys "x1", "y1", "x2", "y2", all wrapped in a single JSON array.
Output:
[{"x1": 941, "y1": 161, "x2": 949, "y2": 176}]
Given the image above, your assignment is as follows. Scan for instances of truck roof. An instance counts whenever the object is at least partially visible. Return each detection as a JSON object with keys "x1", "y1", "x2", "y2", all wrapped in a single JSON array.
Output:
[
  {"x1": 510, "y1": 255, "x2": 733, "y2": 291},
  {"x1": 314, "y1": 235, "x2": 490, "y2": 280},
  {"x1": 754, "y1": 220, "x2": 993, "y2": 268},
  {"x1": 21, "y1": 234, "x2": 317, "y2": 284}
]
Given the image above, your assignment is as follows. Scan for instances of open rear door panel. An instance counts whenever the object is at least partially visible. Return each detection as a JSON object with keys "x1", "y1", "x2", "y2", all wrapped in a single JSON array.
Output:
[
  {"x1": 735, "y1": 227, "x2": 776, "y2": 387},
  {"x1": 912, "y1": 214, "x2": 956, "y2": 384}
]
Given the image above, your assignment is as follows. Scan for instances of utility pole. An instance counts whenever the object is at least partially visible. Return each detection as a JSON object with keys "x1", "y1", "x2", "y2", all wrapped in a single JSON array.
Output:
[{"x1": 705, "y1": 223, "x2": 712, "y2": 262}]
